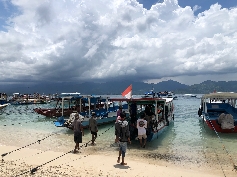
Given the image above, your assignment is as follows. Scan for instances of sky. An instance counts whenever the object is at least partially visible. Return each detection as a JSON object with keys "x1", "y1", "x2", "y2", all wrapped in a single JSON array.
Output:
[{"x1": 0, "y1": 0, "x2": 237, "y2": 88}]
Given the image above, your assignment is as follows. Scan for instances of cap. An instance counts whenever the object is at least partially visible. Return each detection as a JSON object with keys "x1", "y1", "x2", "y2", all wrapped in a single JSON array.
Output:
[{"x1": 91, "y1": 112, "x2": 96, "y2": 116}]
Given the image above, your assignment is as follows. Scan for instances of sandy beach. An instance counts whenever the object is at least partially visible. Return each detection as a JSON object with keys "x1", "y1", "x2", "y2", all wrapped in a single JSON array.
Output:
[{"x1": 1, "y1": 144, "x2": 235, "y2": 177}]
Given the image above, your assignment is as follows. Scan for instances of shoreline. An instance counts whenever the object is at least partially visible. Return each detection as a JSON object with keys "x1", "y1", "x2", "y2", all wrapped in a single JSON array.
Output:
[{"x1": 1, "y1": 145, "x2": 235, "y2": 177}]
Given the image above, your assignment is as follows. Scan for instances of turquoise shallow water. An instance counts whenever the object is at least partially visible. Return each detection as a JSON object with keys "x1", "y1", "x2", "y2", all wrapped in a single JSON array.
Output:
[{"x1": 0, "y1": 94, "x2": 237, "y2": 173}]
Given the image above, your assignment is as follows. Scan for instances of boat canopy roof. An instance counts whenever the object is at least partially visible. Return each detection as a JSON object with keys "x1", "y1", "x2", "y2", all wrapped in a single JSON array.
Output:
[
  {"x1": 71, "y1": 95, "x2": 108, "y2": 103},
  {"x1": 202, "y1": 92, "x2": 237, "y2": 100},
  {"x1": 109, "y1": 97, "x2": 171, "y2": 105}
]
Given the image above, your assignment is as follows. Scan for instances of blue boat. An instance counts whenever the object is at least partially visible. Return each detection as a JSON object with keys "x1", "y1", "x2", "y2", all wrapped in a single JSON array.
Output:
[
  {"x1": 109, "y1": 97, "x2": 174, "y2": 142},
  {"x1": 53, "y1": 95, "x2": 128, "y2": 128},
  {"x1": 198, "y1": 92, "x2": 237, "y2": 133}
]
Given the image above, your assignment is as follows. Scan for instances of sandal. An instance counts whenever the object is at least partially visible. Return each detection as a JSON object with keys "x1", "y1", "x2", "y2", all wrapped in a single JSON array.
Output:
[
  {"x1": 120, "y1": 162, "x2": 127, "y2": 165},
  {"x1": 117, "y1": 157, "x2": 120, "y2": 163}
]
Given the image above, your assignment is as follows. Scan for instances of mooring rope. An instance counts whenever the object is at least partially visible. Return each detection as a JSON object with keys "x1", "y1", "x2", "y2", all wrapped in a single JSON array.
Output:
[
  {"x1": 14, "y1": 124, "x2": 115, "y2": 176},
  {"x1": 1, "y1": 119, "x2": 47, "y2": 127},
  {"x1": 51, "y1": 125, "x2": 116, "y2": 172},
  {"x1": 205, "y1": 115, "x2": 237, "y2": 173},
  {"x1": 1, "y1": 131, "x2": 60, "y2": 161}
]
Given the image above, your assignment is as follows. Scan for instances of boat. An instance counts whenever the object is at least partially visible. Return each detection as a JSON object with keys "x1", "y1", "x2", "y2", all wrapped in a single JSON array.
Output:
[
  {"x1": 0, "y1": 93, "x2": 8, "y2": 104},
  {"x1": 53, "y1": 97, "x2": 128, "y2": 128},
  {"x1": 183, "y1": 94, "x2": 197, "y2": 98},
  {"x1": 198, "y1": 92, "x2": 237, "y2": 133},
  {"x1": 34, "y1": 97, "x2": 79, "y2": 117},
  {"x1": 39, "y1": 93, "x2": 125, "y2": 118},
  {"x1": 159, "y1": 91, "x2": 177, "y2": 99},
  {"x1": 0, "y1": 104, "x2": 8, "y2": 110},
  {"x1": 143, "y1": 89, "x2": 177, "y2": 99},
  {"x1": 0, "y1": 93, "x2": 9, "y2": 110},
  {"x1": 110, "y1": 97, "x2": 174, "y2": 142},
  {"x1": 34, "y1": 92, "x2": 89, "y2": 117},
  {"x1": 9, "y1": 93, "x2": 47, "y2": 105},
  {"x1": 143, "y1": 88, "x2": 156, "y2": 98}
]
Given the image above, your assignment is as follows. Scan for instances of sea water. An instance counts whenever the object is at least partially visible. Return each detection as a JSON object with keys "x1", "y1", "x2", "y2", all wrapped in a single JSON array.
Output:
[{"x1": 0, "y1": 94, "x2": 237, "y2": 172}]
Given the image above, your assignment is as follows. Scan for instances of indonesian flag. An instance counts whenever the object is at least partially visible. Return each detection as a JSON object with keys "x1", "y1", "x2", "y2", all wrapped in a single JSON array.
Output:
[{"x1": 122, "y1": 84, "x2": 132, "y2": 99}]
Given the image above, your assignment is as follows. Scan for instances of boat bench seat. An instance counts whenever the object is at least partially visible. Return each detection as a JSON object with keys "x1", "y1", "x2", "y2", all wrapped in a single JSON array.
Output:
[{"x1": 108, "y1": 107, "x2": 115, "y2": 112}]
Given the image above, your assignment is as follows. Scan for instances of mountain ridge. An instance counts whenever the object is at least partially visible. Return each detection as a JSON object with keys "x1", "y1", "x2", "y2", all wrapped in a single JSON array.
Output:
[{"x1": 1, "y1": 80, "x2": 237, "y2": 95}]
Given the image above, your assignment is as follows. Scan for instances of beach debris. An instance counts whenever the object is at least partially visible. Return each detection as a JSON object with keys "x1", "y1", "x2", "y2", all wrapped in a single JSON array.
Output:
[{"x1": 234, "y1": 164, "x2": 237, "y2": 171}]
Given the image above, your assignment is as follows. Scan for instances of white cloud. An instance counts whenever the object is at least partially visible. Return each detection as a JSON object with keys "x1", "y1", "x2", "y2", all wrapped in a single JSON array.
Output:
[
  {"x1": 193, "y1": 5, "x2": 201, "y2": 12},
  {"x1": 0, "y1": 0, "x2": 237, "y2": 85}
]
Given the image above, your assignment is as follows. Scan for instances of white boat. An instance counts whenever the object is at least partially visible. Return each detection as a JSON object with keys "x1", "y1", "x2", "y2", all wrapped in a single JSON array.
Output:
[
  {"x1": 198, "y1": 92, "x2": 237, "y2": 133},
  {"x1": 183, "y1": 94, "x2": 197, "y2": 98}
]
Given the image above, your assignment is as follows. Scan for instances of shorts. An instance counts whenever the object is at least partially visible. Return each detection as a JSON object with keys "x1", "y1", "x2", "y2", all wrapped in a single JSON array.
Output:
[
  {"x1": 138, "y1": 134, "x2": 147, "y2": 139},
  {"x1": 91, "y1": 131, "x2": 97, "y2": 136},
  {"x1": 119, "y1": 142, "x2": 127, "y2": 157},
  {"x1": 74, "y1": 132, "x2": 82, "y2": 143}
]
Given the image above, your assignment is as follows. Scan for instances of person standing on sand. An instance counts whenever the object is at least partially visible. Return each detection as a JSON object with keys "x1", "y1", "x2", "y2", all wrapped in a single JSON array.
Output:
[
  {"x1": 71, "y1": 113, "x2": 84, "y2": 153},
  {"x1": 89, "y1": 112, "x2": 98, "y2": 145},
  {"x1": 115, "y1": 112, "x2": 131, "y2": 165},
  {"x1": 137, "y1": 112, "x2": 147, "y2": 148}
]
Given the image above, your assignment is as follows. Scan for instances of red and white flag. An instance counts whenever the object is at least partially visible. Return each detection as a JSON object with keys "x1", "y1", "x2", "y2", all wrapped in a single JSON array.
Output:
[{"x1": 122, "y1": 84, "x2": 132, "y2": 99}]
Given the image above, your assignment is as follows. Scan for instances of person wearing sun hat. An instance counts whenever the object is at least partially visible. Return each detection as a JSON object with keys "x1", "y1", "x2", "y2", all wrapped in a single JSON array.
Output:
[{"x1": 89, "y1": 112, "x2": 98, "y2": 145}]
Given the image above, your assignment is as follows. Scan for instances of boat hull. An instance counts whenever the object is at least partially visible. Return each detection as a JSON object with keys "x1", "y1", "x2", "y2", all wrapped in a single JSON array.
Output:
[
  {"x1": 54, "y1": 115, "x2": 117, "y2": 128},
  {"x1": 0, "y1": 104, "x2": 8, "y2": 110},
  {"x1": 129, "y1": 114, "x2": 174, "y2": 142},
  {"x1": 34, "y1": 108, "x2": 80, "y2": 117},
  {"x1": 203, "y1": 117, "x2": 237, "y2": 133},
  {"x1": 199, "y1": 92, "x2": 237, "y2": 133}
]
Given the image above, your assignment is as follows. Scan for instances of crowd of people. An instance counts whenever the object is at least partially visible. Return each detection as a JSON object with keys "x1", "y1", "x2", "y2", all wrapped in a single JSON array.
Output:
[{"x1": 70, "y1": 103, "x2": 165, "y2": 165}]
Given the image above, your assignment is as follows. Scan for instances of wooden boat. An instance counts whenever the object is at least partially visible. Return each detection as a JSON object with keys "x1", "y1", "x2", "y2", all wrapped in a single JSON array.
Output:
[
  {"x1": 36, "y1": 94, "x2": 114, "y2": 118},
  {"x1": 143, "y1": 89, "x2": 177, "y2": 99},
  {"x1": 183, "y1": 94, "x2": 197, "y2": 98},
  {"x1": 34, "y1": 97, "x2": 79, "y2": 117},
  {"x1": 9, "y1": 93, "x2": 47, "y2": 105},
  {"x1": 53, "y1": 98, "x2": 128, "y2": 128},
  {"x1": 198, "y1": 92, "x2": 237, "y2": 133},
  {"x1": 0, "y1": 104, "x2": 8, "y2": 110},
  {"x1": 110, "y1": 97, "x2": 174, "y2": 142},
  {"x1": 0, "y1": 93, "x2": 9, "y2": 110}
]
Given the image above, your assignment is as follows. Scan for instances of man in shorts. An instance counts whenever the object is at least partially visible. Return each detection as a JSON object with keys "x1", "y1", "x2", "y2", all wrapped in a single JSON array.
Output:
[
  {"x1": 72, "y1": 113, "x2": 84, "y2": 153},
  {"x1": 115, "y1": 112, "x2": 131, "y2": 165},
  {"x1": 137, "y1": 112, "x2": 147, "y2": 148},
  {"x1": 89, "y1": 112, "x2": 98, "y2": 145}
]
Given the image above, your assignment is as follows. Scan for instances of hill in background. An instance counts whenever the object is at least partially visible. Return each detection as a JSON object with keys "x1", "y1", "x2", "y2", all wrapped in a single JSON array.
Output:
[{"x1": 1, "y1": 80, "x2": 237, "y2": 95}]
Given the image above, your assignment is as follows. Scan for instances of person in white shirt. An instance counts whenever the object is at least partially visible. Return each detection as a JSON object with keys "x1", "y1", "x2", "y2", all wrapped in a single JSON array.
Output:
[
  {"x1": 137, "y1": 112, "x2": 147, "y2": 148},
  {"x1": 157, "y1": 103, "x2": 163, "y2": 120}
]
